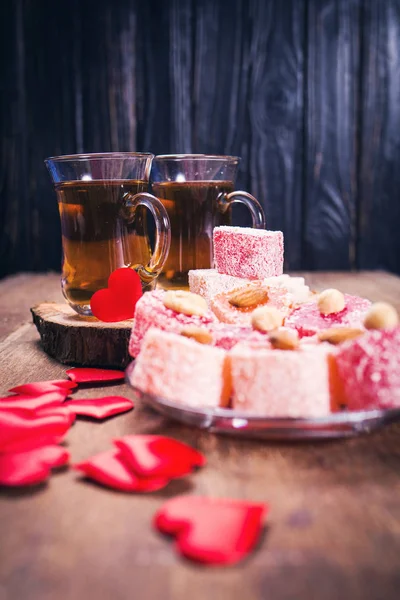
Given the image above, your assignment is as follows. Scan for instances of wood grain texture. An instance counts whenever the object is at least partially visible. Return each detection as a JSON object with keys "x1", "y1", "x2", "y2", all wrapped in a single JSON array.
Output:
[
  {"x1": 357, "y1": 0, "x2": 400, "y2": 273},
  {"x1": 0, "y1": 273, "x2": 400, "y2": 600},
  {"x1": 304, "y1": 0, "x2": 360, "y2": 270},
  {"x1": 1, "y1": 0, "x2": 400, "y2": 280},
  {"x1": 31, "y1": 303, "x2": 132, "y2": 368}
]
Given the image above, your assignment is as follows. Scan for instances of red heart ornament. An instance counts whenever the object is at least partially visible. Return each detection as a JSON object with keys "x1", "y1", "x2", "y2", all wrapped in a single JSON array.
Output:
[
  {"x1": 8, "y1": 380, "x2": 76, "y2": 396},
  {"x1": 114, "y1": 435, "x2": 206, "y2": 479},
  {"x1": 64, "y1": 396, "x2": 134, "y2": 420},
  {"x1": 154, "y1": 496, "x2": 267, "y2": 565},
  {"x1": 74, "y1": 449, "x2": 169, "y2": 492},
  {"x1": 0, "y1": 446, "x2": 70, "y2": 487},
  {"x1": 0, "y1": 409, "x2": 73, "y2": 453},
  {"x1": 66, "y1": 368, "x2": 125, "y2": 384},
  {"x1": 90, "y1": 268, "x2": 143, "y2": 322},
  {"x1": 0, "y1": 392, "x2": 65, "y2": 412}
]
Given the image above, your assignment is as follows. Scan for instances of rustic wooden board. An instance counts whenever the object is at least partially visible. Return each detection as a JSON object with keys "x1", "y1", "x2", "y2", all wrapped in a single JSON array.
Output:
[
  {"x1": 1, "y1": 272, "x2": 400, "y2": 600},
  {"x1": 304, "y1": 0, "x2": 360, "y2": 270},
  {"x1": 31, "y1": 302, "x2": 132, "y2": 368},
  {"x1": 5, "y1": 0, "x2": 400, "y2": 279},
  {"x1": 357, "y1": 0, "x2": 400, "y2": 274}
]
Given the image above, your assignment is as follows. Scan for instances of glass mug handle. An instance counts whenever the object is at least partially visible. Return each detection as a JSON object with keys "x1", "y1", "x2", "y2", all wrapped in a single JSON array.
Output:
[
  {"x1": 123, "y1": 192, "x2": 171, "y2": 283},
  {"x1": 217, "y1": 190, "x2": 266, "y2": 228}
]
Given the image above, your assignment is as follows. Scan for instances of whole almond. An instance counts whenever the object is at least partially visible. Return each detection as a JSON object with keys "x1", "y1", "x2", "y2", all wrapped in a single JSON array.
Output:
[
  {"x1": 363, "y1": 302, "x2": 399, "y2": 330},
  {"x1": 317, "y1": 289, "x2": 345, "y2": 315},
  {"x1": 163, "y1": 290, "x2": 208, "y2": 317},
  {"x1": 251, "y1": 306, "x2": 284, "y2": 332},
  {"x1": 180, "y1": 326, "x2": 213, "y2": 345},
  {"x1": 269, "y1": 328, "x2": 299, "y2": 350},
  {"x1": 318, "y1": 327, "x2": 364, "y2": 345},
  {"x1": 229, "y1": 284, "x2": 269, "y2": 308}
]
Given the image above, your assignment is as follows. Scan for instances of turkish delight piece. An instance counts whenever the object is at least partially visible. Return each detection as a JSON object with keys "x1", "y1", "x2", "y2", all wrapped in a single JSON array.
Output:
[
  {"x1": 189, "y1": 269, "x2": 311, "y2": 308},
  {"x1": 230, "y1": 343, "x2": 334, "y2": 417},
  {"x1": 128, "y1": 328, "x2": 231, "y2": 408},
  {"x1": 189, "y1": 269, "x2": 252, "y2": 304},
  {"x1": 213, "y1": 226, "x2": 284, "y2": 279},
  {"x1": 285, "y1": 294, "x2": 371, "y2": 338},
  {"x1": 209, "y1": 279, "x2": 297, "y2": 326},
  {"x1": 129, "y1": 290, "x2": 216, "y2": 358},
  {"x1": 334, "y1": 327, "x2": 400, "y2": 410}
]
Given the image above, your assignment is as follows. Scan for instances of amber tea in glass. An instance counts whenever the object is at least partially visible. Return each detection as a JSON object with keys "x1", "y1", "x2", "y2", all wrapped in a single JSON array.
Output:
[
  {"x1": 45, "y1": 153, "x2": 171, "y2": 315},
  {"x1": 150, "y1": 155, "x2": 265, "y2": 289}
]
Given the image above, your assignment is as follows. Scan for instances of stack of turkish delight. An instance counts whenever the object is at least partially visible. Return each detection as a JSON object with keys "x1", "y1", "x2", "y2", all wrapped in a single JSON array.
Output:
[{"x1": 128, "y1": 226, "x2": 400, "y2": 417}]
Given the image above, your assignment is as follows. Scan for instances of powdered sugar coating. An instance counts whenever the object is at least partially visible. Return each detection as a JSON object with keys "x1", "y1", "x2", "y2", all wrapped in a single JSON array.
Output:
[
  {"x1": 285, "y1": 294, "x2": 371, "y2": 337},
  {"x1": 334, "y1": 327, "x2": 400, "y2": 410},
  {"x1": 230, "y1": 343, "x2": 333, "y2": 417},
  {"x1": 189, "y1": 270, "x2": 311, "y2": 308},
  {"x1": 128, "y1": 328, "x2": 230, "y2": 408},
  {"x1": 213, "y1": 226, "x2": 284, "y2": 279},
  {"x1": 188, "y1": 269, "x2": 252, "y2": 304},
  {"x1": 129, "y1": 290, "x2": 217, "y2": 357},
  {"x1": 209, "y1": 277, "x2": 310, "y2": 326}
]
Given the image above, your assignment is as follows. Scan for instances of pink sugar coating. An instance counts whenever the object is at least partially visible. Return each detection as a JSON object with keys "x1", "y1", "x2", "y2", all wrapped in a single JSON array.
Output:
[
  {"x1": 128, "y1": 290, "x2": 217, "y2": 358},
  {"x1": 230, "y1": 343, "x2": 333, "y2": 417},
  {"x1": 129, "y1": 328, "x2": 230, "y2": 408},
  {"x1": 210, "y1": 322, "x2": 269, "y2": 351},
  {"x1": 213, "y1": 226, "x2": 284, "y2": 279},
  {"x1": 334, "y1": 327, "x2": 400, "y2": 410},
  {"x1": 284, "y1": 294, "x2": 371, "y2": 337}
]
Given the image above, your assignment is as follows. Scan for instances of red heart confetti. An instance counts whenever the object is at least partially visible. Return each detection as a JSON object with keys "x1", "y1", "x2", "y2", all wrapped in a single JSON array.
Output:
[
  {"x1": 35, "y1": 406, "x2": 76, "y2": 424},
  {"x1": 8, "y1": 380, "x2": 76, "y2": 397},
  {"x1": 66, "y1": 368, "x2": 125, "y2": 384},
  {"x1": 0, "y1": 409, "x2": 73, "y2": 453},
  {"x1": 90, "y1": 267, "x2": 143, "y2": 322},
  {"x1": 74, "y1": 449, "x2": 169, "y2": 492},
  {"x1": 0, "y1": 446, "x2": 70, "y2": 487},
  {"x1": 154, "y1": 496, "x2": 267, "y2": 566},
  {"x1": 114, "y1": 435, "x2": 206, "y2": 479},
  {"x1": 0, "y1": 392, "x2": 65, "y2": 412},
  {"x1": 64, "y1": 396, "x2": 134, "y2": 420}
]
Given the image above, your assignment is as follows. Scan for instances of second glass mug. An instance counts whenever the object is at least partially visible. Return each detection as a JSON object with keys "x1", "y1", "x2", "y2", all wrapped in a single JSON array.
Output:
[
  {"x1": 149, "y1": 154, "x2": 266, "y2": 289},
  {"x1": 45, "y1": 153, "x2": 171, "y2": 316}
]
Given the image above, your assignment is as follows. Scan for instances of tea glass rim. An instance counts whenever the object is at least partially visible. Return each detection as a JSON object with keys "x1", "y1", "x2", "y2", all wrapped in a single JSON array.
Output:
[
  {"x1": 154, "y1": 154, "x2": 240, "y2": 163},
  {"x1": 45, "y1": 152, "x2": 154, "y2": 164}
]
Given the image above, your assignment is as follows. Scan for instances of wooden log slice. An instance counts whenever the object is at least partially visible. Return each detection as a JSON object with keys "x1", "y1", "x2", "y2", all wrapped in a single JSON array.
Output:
[{"x1": 31, "y1": 303, "x2": 133, "y2": 368}]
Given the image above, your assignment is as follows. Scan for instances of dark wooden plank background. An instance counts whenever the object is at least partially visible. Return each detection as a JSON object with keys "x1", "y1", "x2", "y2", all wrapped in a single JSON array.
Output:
[{"x1": 1, "y1": 0, "x2": 400, "y2": 278}]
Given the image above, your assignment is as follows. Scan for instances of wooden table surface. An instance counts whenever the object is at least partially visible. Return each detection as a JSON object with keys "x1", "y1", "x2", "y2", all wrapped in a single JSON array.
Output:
[{"x1": 1, "y1": 271, "x2": 400, "y2": 600}]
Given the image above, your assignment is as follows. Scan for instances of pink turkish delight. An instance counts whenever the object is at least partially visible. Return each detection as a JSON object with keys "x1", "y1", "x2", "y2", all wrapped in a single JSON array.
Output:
[
  {"x1": 129, "y1": 290, "x2": 216, "y2": 358},
  {"x1": 128, "y1": 328, "x2": 231, "y2": 408},
  {"x1": 210, "y1": 322, "x2": 269, "y2": 351},
  {"x1": 213, "y1": 226, "x2": 284, "y2": 279},
  {"x1": 285, "y1": 294, "x2": 371, "y2": 338},
  {"x1": 209, "y1": 277, "x2": 310, "y2": 326},
  {"x1": 334, "y1": 327, "x2": 400, "y2": 410},
  {"x1": 230, "y1": 343, "x2": 334, "y2": 417}
]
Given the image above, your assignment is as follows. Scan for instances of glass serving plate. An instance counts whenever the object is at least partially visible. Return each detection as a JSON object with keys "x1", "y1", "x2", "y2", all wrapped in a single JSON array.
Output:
[{"x1": 125, "y1": 363, "x2": 400, "y2": 441}]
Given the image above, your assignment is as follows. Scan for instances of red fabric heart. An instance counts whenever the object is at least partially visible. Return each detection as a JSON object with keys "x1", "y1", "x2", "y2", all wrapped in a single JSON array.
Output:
[
  {"x1": 35, "y1": 406, "x2": 76, "y2": 424},
  {"x1": 74, "y1": 449, "x2": 169, "y2": 492},
  {"x1": 90, "y1": 268, "x2": 143, "y2": 322},
  {"x1": 0, "y1": 446, "x2": 70, "y2": 487},
  {"x1": 64, "y1": 396, "x2": 134, "y2": 420},
  {"x1": 154, "y1": 496, "x2": 267, "y2": 565},
  {"x1": 8, "y1": 380, "x2": 76, "y2": 396},
  {"x1": 0, "y1": 392, "x2": 65, "y2": 412},
  {"x1": 66, "y1": 368, "x2": 125, "y2": 384},
  {"x1": 114, "y1": 435, "x2": 206, "y2": 479},
  {"x1": 0, "y1": 409, "x2": 73, "y2": 453}
]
